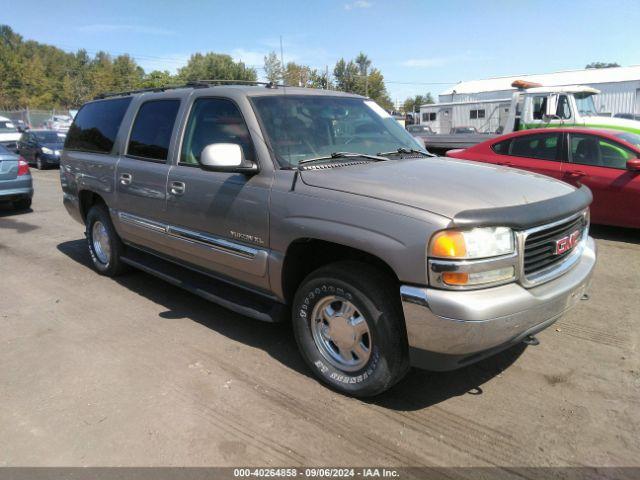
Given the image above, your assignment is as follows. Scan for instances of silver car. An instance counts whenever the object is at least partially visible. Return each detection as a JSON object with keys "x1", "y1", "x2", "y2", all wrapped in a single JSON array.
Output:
[{"x1": 0, "y1": 144, "x2": 33, "y2": 210}]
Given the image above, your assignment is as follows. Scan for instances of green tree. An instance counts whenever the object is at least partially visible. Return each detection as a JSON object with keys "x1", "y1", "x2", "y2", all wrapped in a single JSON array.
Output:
[
  {"x1": 586, "y1": 62, "x2": 620, "y2": 69},
  {"x1": 283, "y1": 62, "x2": 313, "y2": 87},
  {"x1": 402, "y1": 93, "x2": 434, "y2": 113},
  {"x1": 137, "y1": 70, "x2": 174, "y2": 89},
  {"x1": 112, "y1": 54, "x2": 144, "y2": 91},
  {"x1": 263, "y1": 51, "x2": 282, "y2": 84},
  {"x1": 333, "y1": 58, "x2": 359, "y2": 92},
  {"x1": 178, "y1": 52, "x2": 257, "y2": 83}
]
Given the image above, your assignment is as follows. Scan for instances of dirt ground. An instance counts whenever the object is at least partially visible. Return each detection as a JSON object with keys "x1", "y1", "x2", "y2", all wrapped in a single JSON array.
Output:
[{"x1": 0, "y1": 169, "x2": 638, "y2": 468}]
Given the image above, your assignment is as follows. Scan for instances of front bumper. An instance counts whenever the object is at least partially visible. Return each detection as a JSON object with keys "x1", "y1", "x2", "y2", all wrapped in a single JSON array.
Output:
[
  {"x1": 401, "y1": 236, "x2": 596, "y2": 371},
  {"x1": 40, "y1": 153, "x2": 61, "y2": 165}
]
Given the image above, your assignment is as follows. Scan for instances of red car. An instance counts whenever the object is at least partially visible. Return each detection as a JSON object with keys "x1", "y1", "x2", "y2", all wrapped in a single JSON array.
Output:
[{"x1": 447, "y1": 128, "x2": 640, "y2": 228}]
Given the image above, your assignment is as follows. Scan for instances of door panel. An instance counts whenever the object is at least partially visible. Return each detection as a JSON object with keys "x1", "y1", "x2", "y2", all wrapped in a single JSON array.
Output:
[
  {"x1": 562, "y1": 133, "x2": 640, "y2": 227},
  {"x1": 114, "y1": 98, "x2": 182, "y2": 250},
  {"x1": 500, "y1": 132, "x2": 563, "y2": 179},
  {"x1": 164, "y1": 166, "x2": 270, "y2": 283},
  {"x1": 164, "y1": 96, "x2": 271, "y2": 288},
  {"x1": 114, "y1": 157, "x2": 170, "y2": 248}
]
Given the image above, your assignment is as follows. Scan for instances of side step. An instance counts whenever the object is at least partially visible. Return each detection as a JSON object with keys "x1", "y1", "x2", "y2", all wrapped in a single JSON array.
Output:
[{"x1": 120, "y1": 248, "x2": 288, "y2": 323}]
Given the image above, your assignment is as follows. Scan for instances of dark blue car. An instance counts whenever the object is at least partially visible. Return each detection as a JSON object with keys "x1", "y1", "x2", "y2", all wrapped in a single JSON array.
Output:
[{"x1": 17, "y1": 129, "x2": 66, "y2": 170}]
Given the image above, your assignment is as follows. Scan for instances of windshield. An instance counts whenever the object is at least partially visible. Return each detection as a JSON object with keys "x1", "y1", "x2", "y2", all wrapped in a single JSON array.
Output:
[
  {"x1": 34, "y1": 131, "x2": 64, "y2": 143},
  {"x1": 615, "y1": 131, "x2": 640, "y2": 148},
  {"x1": 575, "y1": 93, "x2": 598, "y2": 116},
  {"x1": 0, "y1": 121, "x2": 18, "y2": 133},
  {"x1": 252, "y1": 95, "x2": 425, "y2": 167}
]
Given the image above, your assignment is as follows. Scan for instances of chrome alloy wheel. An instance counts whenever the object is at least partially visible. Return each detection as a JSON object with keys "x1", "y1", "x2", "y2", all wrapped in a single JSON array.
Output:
[
  {"x1": 310, "y1": 296, "x2": 372, "y2": 372},
  {"x1": 91, "y1": 221, "x2": 111, "y2": 264}
]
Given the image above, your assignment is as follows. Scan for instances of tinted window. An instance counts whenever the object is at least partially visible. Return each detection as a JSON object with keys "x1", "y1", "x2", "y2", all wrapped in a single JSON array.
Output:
[
  {"x1": 569, "y1": 134, "x2": 633, "y2": 169},
  {"x1": 65, "y1": 98, "x2": 132, "y2": 153},
  {"x1": 492, "y1": 138, "x2": 511, "y2": 154},
  {"x1": 128, "y1": 100, "x2": 180, "y2": 161},
  {"x1": 181, "y1": 98, "x2": 255, "y2": 165},
  {"x1": 509, "y1": 133, "x2": 560, "y2": 161}
]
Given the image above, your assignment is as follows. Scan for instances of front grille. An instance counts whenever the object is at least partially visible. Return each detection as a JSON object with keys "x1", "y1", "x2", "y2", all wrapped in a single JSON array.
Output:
[{"x1": 523, "y1": 215, "x2": 586, "y2": 277}]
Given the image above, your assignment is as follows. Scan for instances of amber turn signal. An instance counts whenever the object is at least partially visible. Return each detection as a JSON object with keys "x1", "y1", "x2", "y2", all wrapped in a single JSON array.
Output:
[
  {"x1": 430, "y1": 231, "x2": 467, "y2": 258},
  {"x1": 442, "y1": 272, "x2": 469, "y2": 285}
]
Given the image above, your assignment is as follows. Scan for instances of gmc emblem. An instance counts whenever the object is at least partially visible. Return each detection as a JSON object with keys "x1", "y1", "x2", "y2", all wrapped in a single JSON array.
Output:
[{"x1": 554, "y1": 230, "x2": 581, "y2": 255}]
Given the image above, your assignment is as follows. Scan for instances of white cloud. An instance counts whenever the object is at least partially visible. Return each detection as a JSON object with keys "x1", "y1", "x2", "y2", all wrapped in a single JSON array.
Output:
[
  {"x1": 344, "y1": 0, "x2": 372, "y2": 10},
  {"x1": 76, "y1": 24, "x2": 175, "y2": 36},
  {"x1": 231, "y1": 48, "x2": 272, "y2": 68}
]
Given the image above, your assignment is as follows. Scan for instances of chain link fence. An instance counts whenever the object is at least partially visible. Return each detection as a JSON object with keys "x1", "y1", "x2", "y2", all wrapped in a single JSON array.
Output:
[{"x1": 0, "y1": 108, "x2": 74, "y2": 129}]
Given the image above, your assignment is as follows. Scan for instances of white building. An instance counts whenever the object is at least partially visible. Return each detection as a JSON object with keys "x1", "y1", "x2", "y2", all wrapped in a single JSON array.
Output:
[{"x1": 421, "y1": 65, "x2": 640, "y2": 133}]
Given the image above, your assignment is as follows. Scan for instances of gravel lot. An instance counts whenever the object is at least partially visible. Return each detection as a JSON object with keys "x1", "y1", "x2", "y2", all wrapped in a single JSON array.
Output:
[{"x1": 1, "y1": 169, "x2": 639, "y2": 468}]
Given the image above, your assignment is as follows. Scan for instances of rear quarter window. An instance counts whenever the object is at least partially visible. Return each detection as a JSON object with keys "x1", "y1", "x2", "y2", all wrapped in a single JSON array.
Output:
[
  {"x1": 491, "y1": 138, "x2": 511, "y2": 154},
  {"x1": 65, "y1": 97, "x2": 132, "y2": 154}
]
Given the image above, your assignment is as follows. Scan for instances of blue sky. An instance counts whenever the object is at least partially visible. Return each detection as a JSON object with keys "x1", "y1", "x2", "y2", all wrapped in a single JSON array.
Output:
[{"x1": 3, "y1": 0, "x2": 640, "y2": 104}]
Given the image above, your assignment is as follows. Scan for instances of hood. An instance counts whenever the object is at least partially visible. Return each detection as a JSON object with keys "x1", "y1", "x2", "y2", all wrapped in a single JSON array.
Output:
[
  {"x1": 299, "y1": 157, "x2": 575, "y2": 220},
  {"x1": 584, "y1": 116, "x2": 640, "y2": 134}
]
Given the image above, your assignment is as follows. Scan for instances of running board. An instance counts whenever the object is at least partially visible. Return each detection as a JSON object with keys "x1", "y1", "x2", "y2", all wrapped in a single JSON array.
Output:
[{"x1": 120, "y1": 248, "x2": 287, "y2": 323}]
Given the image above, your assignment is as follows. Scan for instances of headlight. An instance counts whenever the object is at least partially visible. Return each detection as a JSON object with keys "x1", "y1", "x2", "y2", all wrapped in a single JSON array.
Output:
[
  {"x1": 41, "y1": 147, "x2": 54, "y2": 155},
  {"x1": 428, "y1": 227, "x2": 517, "y2": 289},
  {"x1": 429, "y1": 227, "x2": 514, "y2": 259}
]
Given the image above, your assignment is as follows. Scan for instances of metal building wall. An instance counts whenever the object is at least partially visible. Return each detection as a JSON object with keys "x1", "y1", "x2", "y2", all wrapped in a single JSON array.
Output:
[{"x1": 438, "y1": 81, "x2": 640, "y2": 116}]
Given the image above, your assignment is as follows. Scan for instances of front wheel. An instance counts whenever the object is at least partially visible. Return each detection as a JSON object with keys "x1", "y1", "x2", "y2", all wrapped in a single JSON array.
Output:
[
  {"x1": 292, "y1": 261, "x2": 409, "y2": 397},
  {"x1": 36, "y1": 156, "x2": 45, "y2": 170}
]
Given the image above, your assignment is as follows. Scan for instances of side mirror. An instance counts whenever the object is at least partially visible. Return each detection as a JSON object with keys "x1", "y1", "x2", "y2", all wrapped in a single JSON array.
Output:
[
  {"x1": 626, "y1": 158, "x2": 640, "y2": 171},
  {"x1": 545, "y1": 94, "x2": 559, "y2": 117},
  {"x1": 199, "y1": 143, "x2": 257, "y2": 174}
]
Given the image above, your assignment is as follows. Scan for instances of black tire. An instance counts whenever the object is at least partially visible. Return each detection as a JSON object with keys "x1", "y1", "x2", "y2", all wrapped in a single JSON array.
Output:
[
  {"x1": 292, "y1": 261, "x2": 409, "y2": 397},
  {"x1": 36, "y1": 155, "x2": 45, "y2": 170},
  {"x1": 85, "y1": 204, "x2": 128, "y2": 276},
  {"x1": 13, "y1": 198, "x2": 32, "y2": 210}
]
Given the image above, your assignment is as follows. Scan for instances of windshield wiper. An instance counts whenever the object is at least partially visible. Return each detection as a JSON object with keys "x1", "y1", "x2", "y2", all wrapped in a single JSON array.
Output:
[
  {"x1": 377, "y1": 147, "x2": 434, "y2": 157},
  {"x1": 298, "y1": 151, "x2": 388, "y2": 166}
]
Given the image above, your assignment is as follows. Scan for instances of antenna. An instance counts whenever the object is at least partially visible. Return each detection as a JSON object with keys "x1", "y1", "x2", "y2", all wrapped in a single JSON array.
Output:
[{"x1": 279, "y1": 35, "x2": 293, "y2": 171}]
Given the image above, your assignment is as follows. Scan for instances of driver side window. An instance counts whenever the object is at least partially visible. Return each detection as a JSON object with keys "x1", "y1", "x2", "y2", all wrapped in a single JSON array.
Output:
[
  {"x1": 556, "y1": 95, "x2": 572, "y2": 120},
  {"x1": 180, "y1": 98, "x2": 255, "y2": 166}
]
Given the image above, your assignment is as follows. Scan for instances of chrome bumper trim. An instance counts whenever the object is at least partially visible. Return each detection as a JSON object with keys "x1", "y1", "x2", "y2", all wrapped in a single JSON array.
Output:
[{"x1": 402, "y1": 236, "x2": 596, "y2": 366}]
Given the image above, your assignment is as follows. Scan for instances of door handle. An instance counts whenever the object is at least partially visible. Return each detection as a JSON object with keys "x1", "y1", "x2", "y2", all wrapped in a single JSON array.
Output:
[
  {"x1": 498, "y1": 162, "x2": 513, "y2": 167},
  {"x1": 568, "y1": 170, "x2": 586, "y2": 178},
  {"x1": 119, "y1": 173, "x2": 132, "y2": 185},
  {"x1": 169, "y1": 181, "x2": 186, "y2": 196}
]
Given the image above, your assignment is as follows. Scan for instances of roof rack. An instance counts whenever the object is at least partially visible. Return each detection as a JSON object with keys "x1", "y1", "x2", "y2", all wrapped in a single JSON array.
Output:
[{"x1": 94, "y1": 79, "x2": 282, "y2": 99}]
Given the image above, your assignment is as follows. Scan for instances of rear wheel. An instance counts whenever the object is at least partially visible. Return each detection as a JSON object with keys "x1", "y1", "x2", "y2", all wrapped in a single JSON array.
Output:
[
  {"x1": 292, "y1": 261, "x2": 409, "y2": 397},
  {"x1": 85, "y1": 204, "x2": 128, "y2": 276}
]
